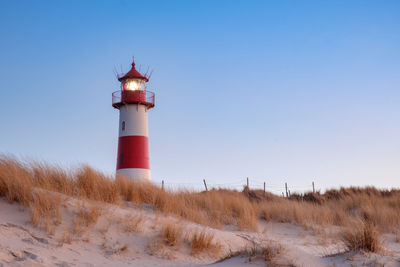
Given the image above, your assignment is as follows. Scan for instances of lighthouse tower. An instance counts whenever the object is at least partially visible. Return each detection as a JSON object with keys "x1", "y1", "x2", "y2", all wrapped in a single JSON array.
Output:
[{"x1": 112, "y1": 60, "x2": 155, "y2": 182}]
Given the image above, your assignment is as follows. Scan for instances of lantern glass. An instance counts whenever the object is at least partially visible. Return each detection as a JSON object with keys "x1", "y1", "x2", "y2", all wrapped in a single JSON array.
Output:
[{"x1": 122, "y1": 79, "x2": 146, "y2": 91}]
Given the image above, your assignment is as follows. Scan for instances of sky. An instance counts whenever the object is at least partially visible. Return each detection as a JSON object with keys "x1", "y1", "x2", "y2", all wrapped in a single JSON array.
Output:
[{"x1": 0, "y1": 0, "x2": 399, "y2": 193}]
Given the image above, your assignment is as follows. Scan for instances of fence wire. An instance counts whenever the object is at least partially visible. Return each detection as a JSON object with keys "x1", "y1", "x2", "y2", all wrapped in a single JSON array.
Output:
[{"x1": 153, "y1": 178, "x2": 318, "y2": 195}]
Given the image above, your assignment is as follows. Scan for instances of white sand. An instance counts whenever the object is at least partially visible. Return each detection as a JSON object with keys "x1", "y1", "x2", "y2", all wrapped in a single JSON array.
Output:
[{"x1": 1, "y1": 196, "x2": 400, "y2": 267}]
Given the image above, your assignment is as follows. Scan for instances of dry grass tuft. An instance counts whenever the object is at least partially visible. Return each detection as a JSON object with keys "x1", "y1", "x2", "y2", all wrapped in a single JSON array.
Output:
[
  {"x1": 342, "y1": 221, "x2": 381, "y2": 253},
  {"x1": 263, "y1": 244, "x2": 283, "y2": 262},
  {"x1": 30, "y1": 191, "x2": 61, "y2": 232},
  {"x1": 244, "y1": 242, "x2": 284, "y2": 263},
  {"x1": 71, "y1": 202, "x2": 102, "y2": 237},
  {"x1": 160, "y1": 222, "x2": 182, "y2": 247},
  {"x1": 30, "y1": 162, "x2": 74, "y2": 196},
  {"x1": 87, "y1": 204, "x2": 102, "y2": 225},
  {"x1": 188, "y1": 230, "x2": 221, "y2": 256},
  {"x1": 0, "y1": 156, "x2": 33, "y2": 206},
  {"x1": 123, "y1": 214, "x2": 143, "y2": 233},
  {"x1": 76, "y1": 166, "x2": 120, "y2": 204},
  {"x1": 77, "y1": 203, "x2": 102, "y2": 227}
]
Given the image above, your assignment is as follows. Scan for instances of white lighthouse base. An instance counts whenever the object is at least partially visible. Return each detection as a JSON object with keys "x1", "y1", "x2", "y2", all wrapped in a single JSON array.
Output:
[{"x1": 117, "y1": 168, "x2": 151, "y2": 183}]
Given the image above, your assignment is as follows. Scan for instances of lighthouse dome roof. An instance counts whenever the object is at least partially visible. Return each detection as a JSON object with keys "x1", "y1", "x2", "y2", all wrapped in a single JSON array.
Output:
[{"x1": 118, "y1": 61, "x2": 149, "y2": 82}]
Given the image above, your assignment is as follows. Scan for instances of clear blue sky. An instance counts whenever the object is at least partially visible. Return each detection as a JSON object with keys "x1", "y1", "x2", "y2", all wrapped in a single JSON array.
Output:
[{"x1": 1, "y1": 0, "x2": 399, "y2": 193}]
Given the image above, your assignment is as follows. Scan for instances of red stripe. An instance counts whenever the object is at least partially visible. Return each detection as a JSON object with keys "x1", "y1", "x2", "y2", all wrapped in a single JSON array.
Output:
[{"x1": 117, "y1": 136, "x2": 149, "y2": 169}]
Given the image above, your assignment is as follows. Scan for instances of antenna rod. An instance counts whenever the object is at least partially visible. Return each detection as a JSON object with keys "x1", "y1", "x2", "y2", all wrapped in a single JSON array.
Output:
[{"x1": 148, "y1": 69, "x2": 154, "y2": 80}]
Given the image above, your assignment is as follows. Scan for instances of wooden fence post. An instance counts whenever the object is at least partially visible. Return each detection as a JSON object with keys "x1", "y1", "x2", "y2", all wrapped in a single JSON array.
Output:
[
  {"x1": 162, "y1": 180, "x2": 164, "y2": 191},
  {"x1": 247, "y1": 177, "x2": 249, "y2": 188},
  {"x1": 203, "y1": 179, "x2": 208, "y2": 192},
  {"x1": 285, "y1": 182, "x2": 288, "y2": 198},
  {"x1": 263, "y1": 182, "x2": 266, "y2": 196},
  {"x1": 312, "y1": 181, "x2": 315, "y2": 193}
]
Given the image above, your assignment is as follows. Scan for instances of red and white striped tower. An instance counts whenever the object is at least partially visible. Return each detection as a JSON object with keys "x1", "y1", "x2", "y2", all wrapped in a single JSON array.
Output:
[{"x1": 112, "y1": 60, "x2": 155, "y2": 182}]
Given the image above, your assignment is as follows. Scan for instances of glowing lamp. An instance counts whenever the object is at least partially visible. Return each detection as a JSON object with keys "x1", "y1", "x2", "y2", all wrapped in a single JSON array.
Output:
[{"x1": 122, "y1": 79, "x2": 146, "y2": 91}]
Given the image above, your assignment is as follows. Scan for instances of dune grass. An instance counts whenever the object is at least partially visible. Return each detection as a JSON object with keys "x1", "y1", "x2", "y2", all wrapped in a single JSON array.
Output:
[
  {"x1": 30, "y1": 190, "x2": 62, "y2": 232},
  {"x1": 1, "y1": 155, "x2": 400, "y2": 234},
  {"x1": 160, "y1": 222, "x2": 182, "y2": 247},
  {"x1": 342, "y1": 221, "x2": 381, "y2": 252},
  {"x1": 187, "y1": 230, "x2": 220, "y2": 256}
]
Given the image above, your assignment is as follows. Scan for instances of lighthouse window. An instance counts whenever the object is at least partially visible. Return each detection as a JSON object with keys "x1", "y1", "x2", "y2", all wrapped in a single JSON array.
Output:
[
  {"x1": 120, "y1": 154, "x2": 124, "y2": 164},
  {"x1": 122, "y1": 121, "x2": 125, "y2": 131}
]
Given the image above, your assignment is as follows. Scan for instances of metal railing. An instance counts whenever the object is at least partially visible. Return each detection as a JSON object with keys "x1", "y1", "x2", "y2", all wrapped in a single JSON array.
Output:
[{"x1": 112, "y1": 90, "x2": 155, "y2": 108}]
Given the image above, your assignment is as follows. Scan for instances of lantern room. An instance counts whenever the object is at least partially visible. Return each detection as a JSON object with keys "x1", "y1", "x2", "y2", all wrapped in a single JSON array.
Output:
[{"x1": 112, "y1": 61, "x2": 155, "y2": 109}]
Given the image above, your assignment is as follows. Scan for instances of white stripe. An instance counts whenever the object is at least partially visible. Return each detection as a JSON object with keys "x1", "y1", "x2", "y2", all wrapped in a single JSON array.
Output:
[
  {"x1": 118, "y1": 104, "x2": 148, "y2": 137},
  {"x1": 116, "y1": 168, "x2": 151, "y2": 182}
]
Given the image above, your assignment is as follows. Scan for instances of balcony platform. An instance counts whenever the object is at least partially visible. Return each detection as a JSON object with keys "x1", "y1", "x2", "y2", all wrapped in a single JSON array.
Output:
[{"x1": 112, "y1": 90, "x2": 155, "y2": 109}]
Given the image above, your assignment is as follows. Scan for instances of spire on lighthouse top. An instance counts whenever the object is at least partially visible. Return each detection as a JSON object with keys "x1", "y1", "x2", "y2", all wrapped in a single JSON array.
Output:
[{"x1": 118, "y1": 60, "x2": 149, "y2": 82}]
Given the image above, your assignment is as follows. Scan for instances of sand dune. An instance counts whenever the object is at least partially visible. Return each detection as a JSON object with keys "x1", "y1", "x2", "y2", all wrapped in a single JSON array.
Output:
[{"x1": 1, "y1": 194, "x2": 400, "y2": 267}]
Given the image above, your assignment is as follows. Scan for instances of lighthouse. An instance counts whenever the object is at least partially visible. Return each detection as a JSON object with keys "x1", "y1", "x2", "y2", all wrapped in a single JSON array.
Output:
[{"x1": 112, "y1": 60, "x2": 155, "y2": 182}]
